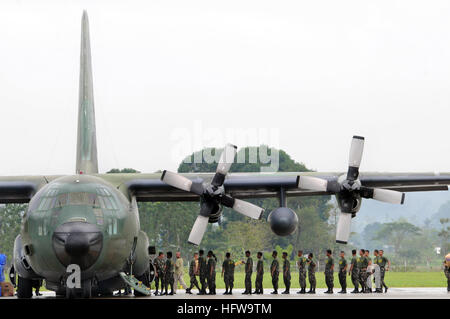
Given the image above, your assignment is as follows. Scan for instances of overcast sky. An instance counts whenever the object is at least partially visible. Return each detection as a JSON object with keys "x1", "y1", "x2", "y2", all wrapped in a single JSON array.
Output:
[{"x1": 1, "y1": 0, "x2": 450, "y2": 176}]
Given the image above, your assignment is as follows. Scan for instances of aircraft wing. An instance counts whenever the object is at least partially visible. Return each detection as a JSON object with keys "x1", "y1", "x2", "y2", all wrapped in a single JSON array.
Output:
[
  {"x1": 0, "y1": 172, "x2": 447, "y2": 204},
  {"x1": 98, "y1": 172, "x2": 450, "y2": 202}
]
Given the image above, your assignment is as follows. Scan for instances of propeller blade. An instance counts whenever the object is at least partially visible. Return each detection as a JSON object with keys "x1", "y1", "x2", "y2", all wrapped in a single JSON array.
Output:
[
  {"x1": 297, "y1": 176, "x2": 329, "y2": 192},
  {"x1": 216, "y1": 144, "x2": 237, "y2": 175},
  {"x1": 347, "y1": 136, "x2": 364, "y2": 181},
  {"x1": 232, "y1": 198, "x2": 264, "y2": 219},
  {"x1": 161, "y1": 170, "x2": 203, "y2": 195},
  {"x1": 372, "y1": 188, "x2": 405, "y2": 204},
  {"x1": 336, "y1": 212, "x2": 352, "y2": 244},
  {"x1": 187, "y1": 215, "x2": 209, "y2": 246}
]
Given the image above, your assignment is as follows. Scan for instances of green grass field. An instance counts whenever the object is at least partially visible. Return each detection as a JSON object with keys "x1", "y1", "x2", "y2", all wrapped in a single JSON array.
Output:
[
  {"x1": 6, "y1": 271, "x2": 446, "y2": 291},
  {"x1": 164, "y1": 271, "x2": 447, "y2": 289}
]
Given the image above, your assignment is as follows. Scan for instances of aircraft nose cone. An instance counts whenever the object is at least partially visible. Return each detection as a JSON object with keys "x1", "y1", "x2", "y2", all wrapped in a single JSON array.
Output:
[
  {"x1": 65, "y1": 233, "x2": 90, "y2": 257},
  {"x1": 52, "y1": 222, "x2": 103, "y2": 270}
]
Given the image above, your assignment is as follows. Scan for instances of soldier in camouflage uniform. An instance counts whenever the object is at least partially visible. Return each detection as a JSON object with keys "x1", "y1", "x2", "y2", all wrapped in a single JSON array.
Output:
[
  {"x1": 444, "y1": 253, "x2": 450, "y2": 292},
  {"x1": 242, "y1": 250, "x2": 253, "y2": 294},
  {"x1": 349, "y1": 249, "x2": 360, "y2": 293},
  {"x1": 222, "y1": 252, "x2": 235, "y2": 295},
  {"x1": 372, "y1": 250, "x2": 382, "y2": 293},
  {"x1": 378, "y1": 250, "x2": 390, "y2": 293},
  {"x1": 296, "y1": 250, "x2": 307, "y2": 294},
  {"x1": 324, "y1": 249, "x2": 334, "y2": 294},
  {"x1": 358, "y1": 249, "x2": 369, "y2": 293},
  {"x1": 254, "y1": 252, "x2": 264, "y2": 294},
  {"x1": 163, "y1": 251, "x2": 174, "y2": 295},
  {"x1": 207, "y1": 251, "x2": 217, "y2": 295},
  {"x1": 174, "y1": 252, "x2": 187, "y2": 293},
  {"x1": 198, "y1": 250, "x2": 207, "y2": 295},
  {"x1": 364, "y1": 250, "x2": 373, "y2": 293},
  {"x1": 153, "y1": 252, "x2": 165, "y2": 296},
  {"x1": 338, "y1": 251, "x2": 347, "y2": 294},
  {"x1": 186, "y1": 252, "x2": 200, "y2": 294},
  {"x1": 307, "y1": 253, "x2": 316, "y2": 294},
  {"x1": 270, "y1": 251, "x2": 279, "y2": 294},
  {"x1": 282, "y1": 252, "x2": 291, "y2": 294}
]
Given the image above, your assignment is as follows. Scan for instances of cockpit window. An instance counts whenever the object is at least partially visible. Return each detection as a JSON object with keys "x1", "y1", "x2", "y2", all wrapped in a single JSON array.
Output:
[{"x1": 33, "y1": 189, "x2": 118, "y2": 211}]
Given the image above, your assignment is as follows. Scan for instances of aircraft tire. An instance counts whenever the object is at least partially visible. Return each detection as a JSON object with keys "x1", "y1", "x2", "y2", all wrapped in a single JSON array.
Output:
[
  {"x1": 66, "y1": 287, "x2": 76, "y2": 299},
  {"x1": 17, "y1": 276, "x2": 33, "y2": 299},
  {"x1": 82, "y1": 280, "x2": 92, "y2": 299}
]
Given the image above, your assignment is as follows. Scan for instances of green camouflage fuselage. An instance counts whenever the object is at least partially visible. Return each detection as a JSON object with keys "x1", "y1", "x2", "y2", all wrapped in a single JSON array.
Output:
[{"x1": 19, "y1": 174, "x2": 149, "y2": 292}]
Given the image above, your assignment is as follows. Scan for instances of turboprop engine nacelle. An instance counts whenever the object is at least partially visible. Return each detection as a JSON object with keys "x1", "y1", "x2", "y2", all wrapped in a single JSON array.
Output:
[{"x1": 335, "y1": 182, "x2": 363, "y2": 216}]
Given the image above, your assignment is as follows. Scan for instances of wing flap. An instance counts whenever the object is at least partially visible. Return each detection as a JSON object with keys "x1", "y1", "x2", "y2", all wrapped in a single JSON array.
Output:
[{"x1": 360, "y1": 174, "x2": 450, "y2": 187}]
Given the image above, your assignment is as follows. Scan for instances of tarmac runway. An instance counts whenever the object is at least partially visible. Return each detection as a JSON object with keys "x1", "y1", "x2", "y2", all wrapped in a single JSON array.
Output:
[{"x1": 5, "y1": 287, "x2": 449, "y2": 299}]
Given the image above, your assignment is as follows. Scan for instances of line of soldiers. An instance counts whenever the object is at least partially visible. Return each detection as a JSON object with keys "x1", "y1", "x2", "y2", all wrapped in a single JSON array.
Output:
[
  {"x1": 293, "y1": 248, "x2": 390, "y2": 294},
  {"x1": 216, "y1": 248, "x2": 390, "y2": 295},
  {"x1": 182, "y1": 249, "x2": 217, "y2": 295},
  {"x1": 152, "y1": 248, "x2": 391, "y2": 295},
  {"x1": 153, "y1": 251, "x2": 190, "y2": 295},
  {"x1": 153, "y1": 251, "x2": 175, "y2": 295}
]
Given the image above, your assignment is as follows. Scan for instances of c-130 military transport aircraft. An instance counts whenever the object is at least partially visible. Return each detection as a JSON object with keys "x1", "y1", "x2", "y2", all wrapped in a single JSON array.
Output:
[{"x1": 4, "y1": 11, "x2": 450, "y2": 298}]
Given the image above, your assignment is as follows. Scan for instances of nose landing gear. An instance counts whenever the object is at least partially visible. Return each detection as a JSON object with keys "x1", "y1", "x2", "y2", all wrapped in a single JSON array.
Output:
[{"x1": 65, "y1": 279, "x2": 94, "y2": 299}]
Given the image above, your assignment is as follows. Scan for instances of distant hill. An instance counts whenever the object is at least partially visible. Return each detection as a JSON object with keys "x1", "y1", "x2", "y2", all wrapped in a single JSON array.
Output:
[
  {"x1": 429, "y1": 200, "x2": 450, "y2": 228},
  {"x1": 349, "y1": 191, "x2": 450, "y2": 232}
]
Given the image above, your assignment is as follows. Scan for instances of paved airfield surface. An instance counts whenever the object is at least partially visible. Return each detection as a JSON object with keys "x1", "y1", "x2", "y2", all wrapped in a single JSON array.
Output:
[{"x1": 6, "y1": 287, "x2": 449, "y2": 299}]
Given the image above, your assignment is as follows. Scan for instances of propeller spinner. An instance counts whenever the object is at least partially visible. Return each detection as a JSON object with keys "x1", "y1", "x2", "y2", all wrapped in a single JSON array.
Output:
[
  {"x1": 297, "y1": 136, "x2": 405, "y2": 244},
  {"x1": 161, "y1": 144, "x2": 264, "y2": 246}
]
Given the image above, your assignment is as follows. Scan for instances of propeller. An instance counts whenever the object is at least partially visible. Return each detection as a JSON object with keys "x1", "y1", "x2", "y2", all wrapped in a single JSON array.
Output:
[
  {"x1": 297, "y1": 136, "x2": 405, "y2": 244},
  {"x1": 161, "y1": 144, "x2": 264, "y2": 246}
]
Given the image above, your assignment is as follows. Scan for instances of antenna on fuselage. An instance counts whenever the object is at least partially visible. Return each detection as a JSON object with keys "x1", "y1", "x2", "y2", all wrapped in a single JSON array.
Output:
[{"x1": 76, "y1": 10, "x2": 99, "y2": 175}]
